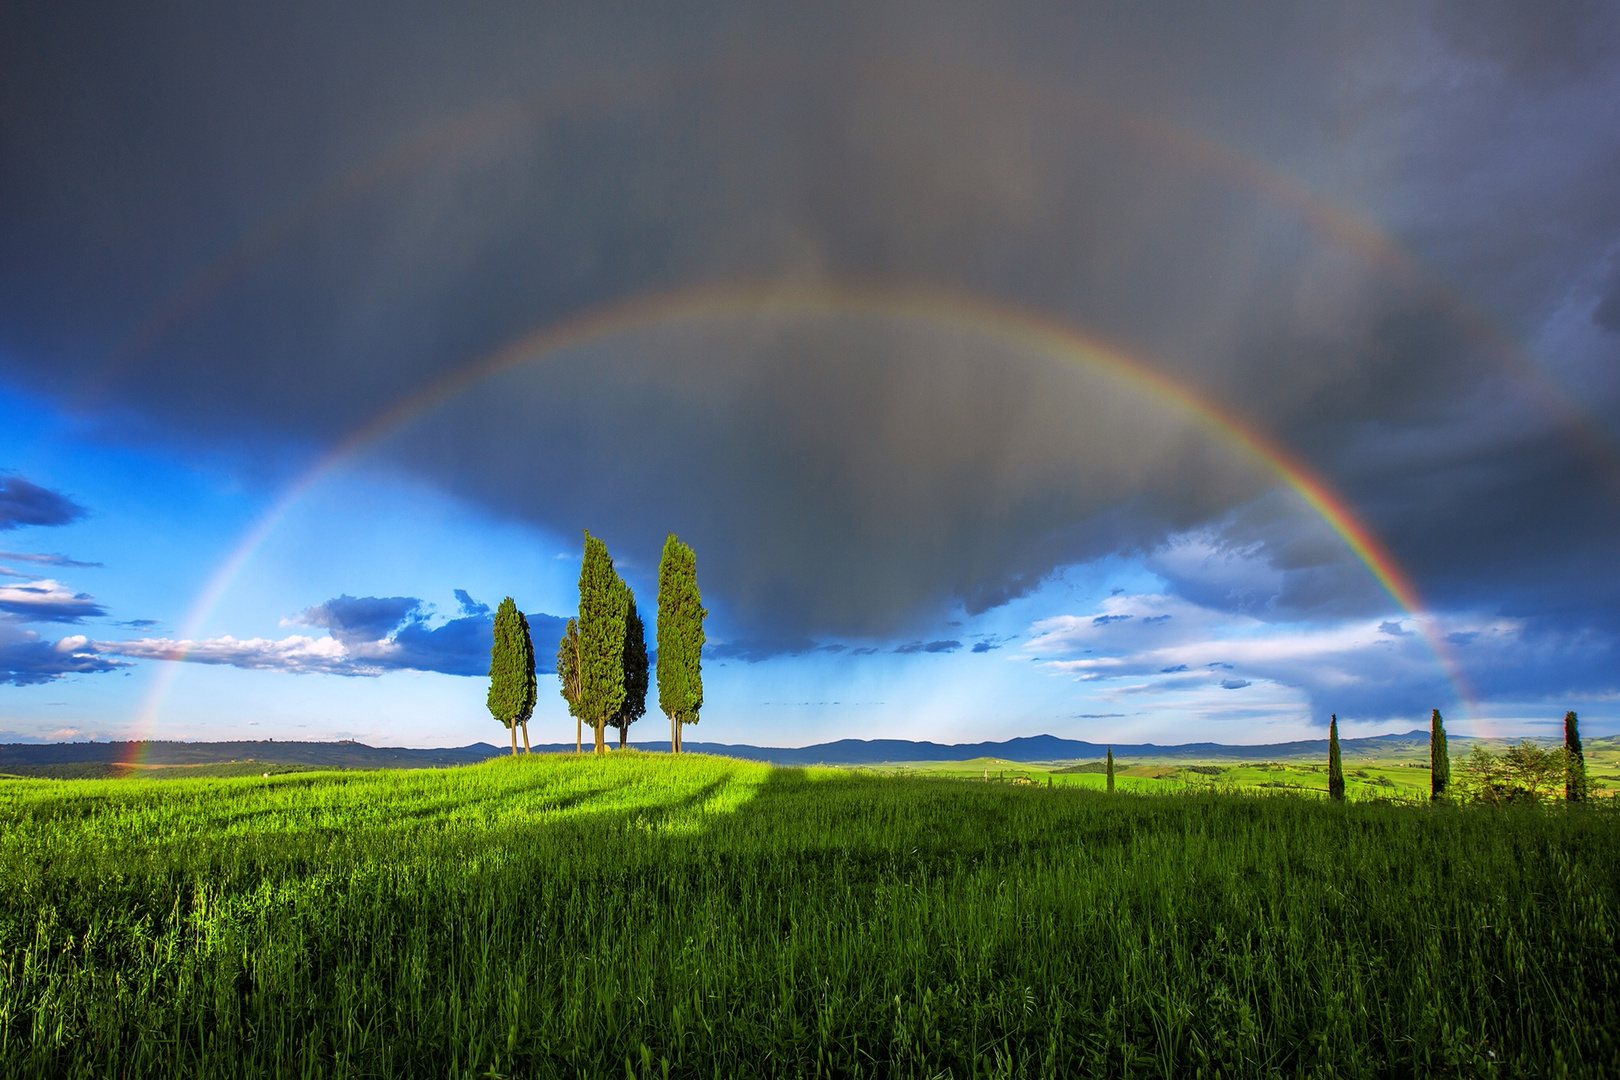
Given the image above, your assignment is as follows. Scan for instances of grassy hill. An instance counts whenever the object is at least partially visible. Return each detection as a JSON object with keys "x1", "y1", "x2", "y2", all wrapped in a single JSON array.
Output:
[{"x1": 0, "y1": 753, "x2": 1615, "y2": 1076}]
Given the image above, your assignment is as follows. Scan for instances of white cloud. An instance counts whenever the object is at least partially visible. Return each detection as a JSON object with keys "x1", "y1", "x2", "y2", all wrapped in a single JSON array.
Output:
[
  {"x1": 0, "y1": 578, "x2": 106, "y2": 621},
  {"x1": 101, "y1": 634, "x2": 377, "y2": 676},
  {"x1": 1024, "y1": 590, "x2": 1506, "y2": 721}
]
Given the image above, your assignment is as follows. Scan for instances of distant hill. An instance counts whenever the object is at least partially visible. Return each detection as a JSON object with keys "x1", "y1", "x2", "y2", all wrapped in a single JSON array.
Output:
[
  {"x1": 0, "y1": 740, "x2": 501, "y2": 771},
  {"x1": 672, "y1": 731, "x2": 1442, "y2": 764},
  {"x1": 0, "y1": 729, "x2": 1520, "y2": 773}
]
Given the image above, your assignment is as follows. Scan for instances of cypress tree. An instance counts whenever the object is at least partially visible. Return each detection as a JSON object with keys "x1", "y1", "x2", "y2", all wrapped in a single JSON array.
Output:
[
  {"x1": 577, "y1": 532, "x2": 627, "y2": 754},
  {"x1": 1328, "y1": 714, "x2": 1345, "y2": 802},
  {"x1": 486, "y1": 597, "x2": 534, "y2": 756},
  {"x1": 516, "y1": 611, "x2": 536, "y2": 752},
  {"x1": 1565, "y1": 710, "x2": 1588, "y2": 803},
  {"x1": 610, "y1": 583, "x2": 649, "y2": 749},
  {"x1": 656, "y1": 533, "x2": 706, "y2": 753},
  {"x1": 1106, "y1": 747, "x2": 1115, "y2": 793},
  {"x1": 1430, "y1": 708, "x2": 1449, "y2": 801},
  {"x1": 556, "y1": 617, "x2": 582, "y2": 753}
]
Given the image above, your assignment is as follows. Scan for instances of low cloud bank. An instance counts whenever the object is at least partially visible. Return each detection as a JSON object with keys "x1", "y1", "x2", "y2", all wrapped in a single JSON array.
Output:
[{"x1": 101, "y1": 591, "x2": 567, "y2": 679}]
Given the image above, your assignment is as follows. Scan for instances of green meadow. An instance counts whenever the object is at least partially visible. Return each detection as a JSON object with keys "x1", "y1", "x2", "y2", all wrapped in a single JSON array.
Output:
[
  {"x1": 1, "y1": 753, "x2": 1616, "y2": 1078},
  {"x1": 872, "y1": 734, "x2": 1620, "y2": 803}
]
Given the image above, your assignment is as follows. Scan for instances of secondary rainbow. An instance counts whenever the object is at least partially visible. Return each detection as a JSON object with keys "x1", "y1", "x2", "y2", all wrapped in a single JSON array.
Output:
[{"x1": 93, "y1": 58, "x2": 1620, "y2": 494}]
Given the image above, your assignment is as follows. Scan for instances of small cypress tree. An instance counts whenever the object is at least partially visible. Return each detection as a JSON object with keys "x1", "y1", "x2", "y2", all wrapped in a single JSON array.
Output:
[
  {"x1": 1106, "y1": 747, "x2": 1115, "y2": 793},
  {"x1": 610, "y1": 583, "x2": 649, "y2": 749},
  {"x1": 1430, "y1": 708, "x2": 1449, "y2": 801},
  {"x1": 557, "y1": 617, "x2": 582, "y2": 753},
  {"x1": 1565, "y1": 710, "x2": 1588, "y2": 803},
  {"x1": 656, "y1": 533, "x2": 706, "y2": 753},
  {"x1": 1328, "y1": 714, "x2": 1345, "y2": 802},
  {"x1": 486, "y1": 597, "x2": 534, "y2": 756},
  {"x1": 577, "y1": 532, "x2": 627, "y2": 754}
]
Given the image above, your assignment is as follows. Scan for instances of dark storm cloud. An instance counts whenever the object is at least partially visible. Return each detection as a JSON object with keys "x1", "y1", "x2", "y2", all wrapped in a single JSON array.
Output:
[
  {"x1": 710, "y1": 637, "x2": 820, "y2": 663},
  {"x1": 393, "y1": 317, "x2": 1271, "y2": 640},
  {"x1": 2, "y1": 2, "x2": 1618, "y2": 690},
  {"x1": 1431, "y1": 0, "x2": 1620, "y2": 81},
  {"x1": 1596, "y1": 261, "x2": 1620, "y2": 333},
  {"x1": 893, "y1": 639, "x2": 961, "y2": 655},
  {"x1": 0, "y1": 477, "x2": 86, "y2": 531}
]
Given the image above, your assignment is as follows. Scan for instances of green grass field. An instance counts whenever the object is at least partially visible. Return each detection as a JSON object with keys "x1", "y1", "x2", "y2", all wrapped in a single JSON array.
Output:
[
  {"x1": 869, "y1": 734, "x2": 1620, "y2": 803},
  {"x1": 1, "y1": 753, "x2": 1616, "y2": 1077}
]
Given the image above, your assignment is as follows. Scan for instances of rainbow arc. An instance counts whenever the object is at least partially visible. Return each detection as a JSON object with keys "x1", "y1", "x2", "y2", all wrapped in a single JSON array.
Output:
[{"x1": 124, "y1": 281, "x2": 1473, "y2": 760}]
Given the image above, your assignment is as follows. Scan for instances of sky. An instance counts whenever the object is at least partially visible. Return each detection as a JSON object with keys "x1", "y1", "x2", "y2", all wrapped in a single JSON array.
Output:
[{"x1": 2, "y1": 1, "x2": 1619, "y2": 748}]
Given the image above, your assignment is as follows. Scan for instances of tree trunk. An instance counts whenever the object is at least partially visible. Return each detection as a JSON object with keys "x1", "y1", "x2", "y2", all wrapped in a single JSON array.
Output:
[
  {"x1": 521, "y1": 720, "x2": 530, "y2": 753},
  {"x1": 671, "y1": 713, "x2": 677, "y2": 754},
  {"x1": 619, "y1": 724, "x2": 628, "y2": 749},
  {"x1": 676, "y1": 719, "x2": 683, "y2": 754},
  {"x1": 510, "y1": 721, "x2": 517, "y2": 756},
  {"x1": 576, "y1": 714, "x2": 581, "y2": 754},
  {"x1": 594, "y1": 721, "x2": 605, "y2": 753}
]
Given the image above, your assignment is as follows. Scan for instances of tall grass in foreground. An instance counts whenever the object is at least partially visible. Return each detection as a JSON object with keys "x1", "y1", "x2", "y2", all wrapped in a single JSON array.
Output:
[{"x1": 0, "y1": 754, "x2": 1615, "y2": 1078}]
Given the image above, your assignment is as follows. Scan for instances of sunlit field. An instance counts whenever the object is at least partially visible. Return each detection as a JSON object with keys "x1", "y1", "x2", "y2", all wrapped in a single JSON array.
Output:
[
  {"x1": 2, "y1": 754, "x2": 1616, "y2": 1077},
  {"x1": 868, "y1": 735, "x2": 1620, "y2": 802}
]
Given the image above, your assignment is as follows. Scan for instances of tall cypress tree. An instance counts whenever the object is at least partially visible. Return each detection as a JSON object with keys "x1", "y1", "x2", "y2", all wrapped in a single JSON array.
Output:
[
  {"x1": 1430, "y1": 708, "x2": 1449, "y2": 801},
  {"x1": 1328, "y1": 714, "x2": 1345, "y2": 802},
  {"x1": 1106, "y1": 747, "x2": 1115, "y2": 794},
  {"x1": 486, "y1": 597, "x2": 534, "y2": 756},
  {"x1": 656, "y1": 533, "x2": 706, "y2": 753},
  {"x1": 1565, "y1": 710, "x2": 1588, "y2": 803},
  {"x1": 577, "y1": 532, "x2": 627, "y2": 754},
  {"x1": 516, "y1": 611, "x2": 536, "y2": 752},
  {"x1": 557, "y1": 617, "x2": 582, "y2": 753},
  {"x1": 610, "y1": 583, "x2": 649, "y2": 749}
]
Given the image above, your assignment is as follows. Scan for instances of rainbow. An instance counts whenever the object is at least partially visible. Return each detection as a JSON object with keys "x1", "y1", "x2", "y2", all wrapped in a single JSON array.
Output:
[{"x1": 124, "y1": 280, "x2": 1473, "y2": 758}]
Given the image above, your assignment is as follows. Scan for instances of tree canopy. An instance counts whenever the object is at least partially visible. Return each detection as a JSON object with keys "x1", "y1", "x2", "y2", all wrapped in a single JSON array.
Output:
[
  {"x1": 577, "y1": 532, "x2": 627, "y2": 753},
  {"x1": 1430, "y1": 708, "x2": 1449, "y2": 800},
  {"x1": 486, "y1": 596, "x2": 535, "y2": 755},
  {"x1": 1565, "y1": 711, "x2": 1588, "y2": 803},
  {"x1": 610, "y1": 582, "x2": 648, "y2": 748},
  {"x1": 1327, "y1": 715, "x2": 1344, "y2": 802},
  {"x1": 656, "y1": 533, "x2": 705, "y2": 751},
  {"x1": 557, "y1": 616, "x2": 582, "y2": 752}
]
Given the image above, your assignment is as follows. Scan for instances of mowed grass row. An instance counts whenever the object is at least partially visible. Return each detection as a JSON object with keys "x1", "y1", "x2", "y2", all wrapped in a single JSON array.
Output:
[{"x1": 0, "y1": 754, "x2": 1615, "y2": 1078}]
